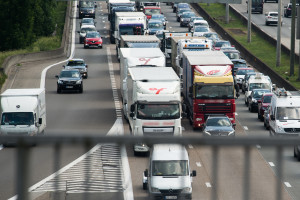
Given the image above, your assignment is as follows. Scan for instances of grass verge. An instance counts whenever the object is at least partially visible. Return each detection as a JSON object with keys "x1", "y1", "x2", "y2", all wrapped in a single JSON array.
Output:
[{"x1": 199, "y1": 3, "x2": 300, "y2": 89}]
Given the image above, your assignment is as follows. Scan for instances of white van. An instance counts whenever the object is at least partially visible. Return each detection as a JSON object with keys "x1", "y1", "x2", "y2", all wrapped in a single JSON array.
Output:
[
  {"x1": 142, "y1": 144, "x2": 196, "y2": 199},
  {"x1": 269, "y1": 88, "x2": 300, "y2": 136}
]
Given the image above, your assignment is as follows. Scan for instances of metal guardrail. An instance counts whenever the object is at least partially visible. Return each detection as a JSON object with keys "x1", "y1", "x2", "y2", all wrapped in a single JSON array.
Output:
[{"x1": 1, "y1": 135, "x2": 299, "y2": 200}]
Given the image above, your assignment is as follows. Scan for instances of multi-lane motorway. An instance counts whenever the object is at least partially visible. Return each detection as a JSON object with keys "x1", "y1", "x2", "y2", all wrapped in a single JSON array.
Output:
[{"x1": 0, "y1": 1, "x2": 299, "y2": 200}]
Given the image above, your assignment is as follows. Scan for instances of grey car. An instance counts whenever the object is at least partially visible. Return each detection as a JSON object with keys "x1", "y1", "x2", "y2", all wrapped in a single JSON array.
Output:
[
  {"x1": 180, "y1": 12, "x2": 196, "y2": 27},
  {"x1": 55, "y1": 69, "x2": 83, "y2": 93},
  {"x1": 63, "y1": 58, "x2": 88, "y2": 79},
  {"x1": 203, "y1": 116, "x2": 235, "y2": 136}
]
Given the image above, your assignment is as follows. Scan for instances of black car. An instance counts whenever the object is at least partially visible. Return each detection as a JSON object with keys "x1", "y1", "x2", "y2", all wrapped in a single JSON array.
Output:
[
  {"x1": 248, "y1": 89, "x2": 270, "y2": 112},
  {"x1": 63, "y1": 58, "x2": 88, "y2": 79},
  {"x1": 78, "y1": 1, "x2": 97, "y2": 19},
  {"x1": 232, "y1": 59, "x2": 248, "y2": 76},
  {"x1": 203, "y1": 116, "x2": 235, "y2": 136},
  {"x1": 56, "y1": 69, "x2": 83, "y2": 93},
  {"x1": 284, "y1": 3, "x2": 298, "y2": 18}
]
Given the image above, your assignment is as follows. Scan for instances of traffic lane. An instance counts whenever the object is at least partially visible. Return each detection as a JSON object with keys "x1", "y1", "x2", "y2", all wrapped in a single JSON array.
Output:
[{"x1": 161, "y1": 3, "x2": 189, "y2": 31}]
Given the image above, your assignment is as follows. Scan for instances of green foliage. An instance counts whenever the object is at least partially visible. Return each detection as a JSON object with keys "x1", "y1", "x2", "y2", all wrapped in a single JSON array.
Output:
[{"x1": 199, "y1": 3, "x2": 300, "y2": 89}]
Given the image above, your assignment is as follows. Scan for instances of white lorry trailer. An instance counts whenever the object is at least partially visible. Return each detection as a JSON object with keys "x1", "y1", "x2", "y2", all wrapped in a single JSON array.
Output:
[
  {"x1": 120, "y1": 47, "x2": 165, "y2": 100},
  {"x1": 0, "y1": 88, "x2": 46, "y2": 136},
  {"x1": 124, "y1": 67, "x2": 182, "y2": 155}
]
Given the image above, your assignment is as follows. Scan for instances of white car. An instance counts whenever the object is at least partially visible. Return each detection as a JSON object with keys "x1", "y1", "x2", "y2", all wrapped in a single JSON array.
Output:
[
  {"x1": 192, "y1": 25, "x2": 210, "y2": 37},
  {"x1": 77, "y1": 24, "x2": 96, "y2": 44},
  {"x1": 265, "y1": 12, "x2": 282, "y2": 26}
]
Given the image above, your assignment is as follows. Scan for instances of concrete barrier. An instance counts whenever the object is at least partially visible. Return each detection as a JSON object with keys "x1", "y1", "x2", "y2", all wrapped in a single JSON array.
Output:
[
  {"x1": 1, "y1": 1, "x2": 73, "y2": 75},
  {"x1": 191, "y1": 3, "x2": 298, "y2": 91}
]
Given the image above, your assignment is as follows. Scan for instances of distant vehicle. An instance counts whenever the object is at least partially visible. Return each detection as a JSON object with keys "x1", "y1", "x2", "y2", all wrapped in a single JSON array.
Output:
[
  {"x1": 188, "y1": 17, "x2": 205, "y2": 31},
  {"x1": 78, "y1": 1, "x2": 97, "y2": 19},
  {"x1": 173, "y1": 3, "x2": 189, "y2": 13},
  {"x1": 263, "y1": 105, "x2": 271, "y2": 129},
  {"x1": 258, "y1": 93, "x2": 273, "y2": 120},
  {"x1": 77, "y1": 25, "x2": 97, "y2": 44},
  {"x1": 265, "y1": 11, "x2": 282, "y2": 26},
  {"x1": 235, "y1": 67, "x2": 255, "y2": 88},
  {"x1": 192, "y1": 25, "x2": 210, "y2": 37},
  {"x1": 143, "y1": 7, "x2": 161, "y2": 20},
  {"x1": 180, "y1": 12, "x2": 196, "y2": 27},
  {"x1": 232, "y1": 59, "x2": 248, "y2": 76},
  {"x1": 222, "y1": 49, "x2": 241, "y2": 60},
  {"x1": 63, "y1": 58, "x2": 88, "y2": 79},
  {"x1": 176, "y1": 8, "x2": 191, "y2": 22},
  {"x1": 284, "y1": 3, "x2": 298, "y2": 17},
  {"x1": 202, "y1": 32, "x2": 219, "y2": 45},
  {"x1": 242, "y1": 72, "x2": 257, "y2": 93},
  {"x1": 247, "y1": 89, "x2": 271, "y2": 112},
  {"x1": 55, "y1": 69, "x2": 83, "y2": 93},
  {"x1": 150, "y1": 14, "x2": 167, "y2": 29},
  {"x1": 247, "y1": 0, "x2": 264, "y2": 14},
  {"x1": 147, "y1": 19, "x2": 164, "y2": 35},
  {"x1": 203, "y1": 115, "x2": 236, "y2": 136},
  {"x1": 213, "y1": 40, "x2": 232, "y2": 51},
  {"x1": 80, "y1": 18, "x2": 96, "y2": 27},
  {"x1": 84, "y1": 31, "x2": 102, "y2": 49}
]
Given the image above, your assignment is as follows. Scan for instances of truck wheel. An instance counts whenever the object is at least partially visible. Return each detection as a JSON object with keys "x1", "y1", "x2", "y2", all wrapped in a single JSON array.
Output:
[{"x1": 294, "y1": 147, "x2": 297, "y2": 158}]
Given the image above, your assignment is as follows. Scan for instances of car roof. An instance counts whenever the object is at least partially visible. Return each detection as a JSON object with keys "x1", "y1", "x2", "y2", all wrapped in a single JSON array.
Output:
[
  {"x1": 262, "y1": 93, "x2": 273, "y2": 96},
  {"x1": 148, "y1": 19, "x2": 162, "y2": 23},
  {"x1": 81, "y1": 24, "x2": 96, "y2": 28},
  {"x1": 68, "y1": 58, "x2": 84, "y2": 62}
]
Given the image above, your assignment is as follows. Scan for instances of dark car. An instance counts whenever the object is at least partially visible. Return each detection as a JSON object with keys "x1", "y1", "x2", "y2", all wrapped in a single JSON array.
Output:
[
  {"x1": 235, "y1": 68, "x2": 255, "y2": 88},
  {"x1": 84, "y1": 31, "x2": 102, "y2": 49},
  {"x1": 232, "y1": 59, "x2": 248, "y2": 76},
  {"x1": 173, "y1": 3, "x2": 189, "y2": 13},
  {"x1": 257, "y1": 93, "x2": 273, "y2": 120},
  {"x1": 284, "y1": 3, "x2": 298, "y2": 17},
  {"x1": 176, "y1": 8, "x2": 191, "y2": 22},
  {"x1": 55, "y1": 69, "x2": 83, "y2": 93},
  {"x1": 78, "y1": 1, "x2": 97, "y2": 19},
  {"x1": 64, "y1": 58, "x2": 88, "y2": 79},
  {"x1": 147, "y1": 19, "x2": 164, "y2": 35},
  {"x1": 80, "y1": 18, "x2": 96, "y2": 27},
  {"x1": 150, "y1": 14, "x2": 167, "y2": 29},
  {"x1": 222, "y1": 49, "x2": 241, "y2": 60},
  {"x1": 180, "y1": 12, "x2": 196, "y2": 27},
  {"x1": 248, "y1": 89, "x2": 270, "y2": 112},
  {"x1": 203, "y1": 115, "x2": 236, "y2": 136}
]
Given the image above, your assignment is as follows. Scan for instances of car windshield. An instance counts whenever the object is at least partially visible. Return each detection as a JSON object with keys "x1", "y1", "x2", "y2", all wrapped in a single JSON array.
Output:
[
  {"x1": 81, "y1": 27, "x2": 96, "y2": 33},
  {"x1": 82, "y1": 18, "x2": 93, "y2": 24},
  {"x1": 148, "y1": 22, "x2": 163, "y2": 29},
  {"x1": 215, "y1": 41, "x2": 231, "y2": 47},
  {"x1": 182, "y1": 12, "x2": 196, "y2": 18},
  {"x1": 276, "y1": 107, "x2": 300, "y2": 120},
  {"x1": 179, "y1": 9, "x2": 191, "y2": 14},
  {"x1": 86, "y1": 32, "x2": 100, "y2": 38},
  {"x1": 80, "y1": 1, "x2": 94, "y2": 8},
  {"x1": 145, "y1": 9, "x2": 161, "y2": 15},
  {"x1": 253, "y1": 90, "x2": 269, "y2": 98},
  {"x1": 67, "y1": 60, "x2": 85, "y2": 66},
  {"x1": 126, "y1": 42, "x2": 159, "y2": 48},
  {"x1": 152, "y1": 160, "x2": 188, "y2": 176},
  {"x1": 1, "y1": 112, "x2": 34, "y2": 126},
  {"x1": 249, "y1": 83, "x2": 270, "y2": 91},
  {"x1": 151, "y1": 15, "x2": 164, "y2": 20},
  {"x1": 60, "y1": 71, "x2": 80, "y2": 78},
  {"x1": 237, "y1": 69, "x2": 254, "y2": 75},
  {"x1": 194, "y1": 26, "x2": 209, "y2": 32},
  {"x1": 245, "y1": 74, "x2": 256, "y2": 81},
  {"x1": 263, "y1": 95, "x2": 272, "y2": 103},
  {"x1": 224, "y1": 52, "x2": 240, "y2": 59},
  {"x1": 206, "y1": 118, "x2": 231, "y2": 126},
  {"x1": 196, "y1": 84, "x2": 234, "y2": 99},
  {"x1": 137, "y1": 104, "x2": 180, "y2": 119},
  {"x1": 233, "y1": 62, "x2": 247, "y2": 68}
]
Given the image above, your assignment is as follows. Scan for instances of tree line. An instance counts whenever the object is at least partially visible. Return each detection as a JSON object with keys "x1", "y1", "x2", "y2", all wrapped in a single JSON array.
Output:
[{"x1": 0, "y1": 0, "x2": 60, "y2": 51}]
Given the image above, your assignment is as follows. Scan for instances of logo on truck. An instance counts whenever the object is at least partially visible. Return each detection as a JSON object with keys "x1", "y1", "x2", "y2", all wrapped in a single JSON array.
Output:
[
  {"x1": 149, "y1": 88, "x2": 166, "y2": 94},
  {"x1": 207, "y1": 70, "x2": 221, "y2": 75},
  {"x1": 139, "y1": 58, "x2": 151, "y2": 65}
]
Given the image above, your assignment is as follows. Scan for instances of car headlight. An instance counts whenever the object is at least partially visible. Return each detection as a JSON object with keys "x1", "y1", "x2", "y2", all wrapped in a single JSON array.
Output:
[
  {"x1": 276, "y1": 125, "x2": 284, "y2": 132},
  {"x1": 182, "y1": 187, "x2": 192, "y2": 193},
  {"x1": 204, "y1": 131, "x2": 211, "y2": 136},
  {"x1": 181, "y1": 18, "x2": 183, "y2": 21},
  {"x1": 252, "y1": 99, "x2": 257, "y2": 103},
  {"x1": 151, "y1": 187, "x2": 160, "y2": 193},
  {"x1": 58, "y1": 80, "x2": 63, "y2": 84},
  {"x1": 228, "y1": 130, "x2": 235, "y2": 136},
  {"x1": 76, "y1": 80, "x2": 82, "y2": 84}
]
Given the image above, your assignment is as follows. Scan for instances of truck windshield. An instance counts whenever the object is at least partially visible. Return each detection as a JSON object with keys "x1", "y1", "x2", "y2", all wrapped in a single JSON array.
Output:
[
  {"x1": 276, "y1": 107, "x2": 300, "y2": 120},
  {"x1": 144, "y1": 9, "x2": 161, "y2": 15},
  {"x1": 1, "y1": 112, "x2": 34, "y2": 125},
  {"x1": 126, "y1": 42, "x2": 159, "y2": 48},
  {"x1": 249, "y1": 83, "x2": 270, "y2": 91},
  {"x1": 195, "y1": 85, "x2": 234, "y2": 99},
  {"x1": 137, "y1": 104, "x2": 180, "y2": 119},
  {"x1": 152, "y1": 160, "x2": 188, "y2": 176},
  {"x1": 120, "y1": 25, "x2": 144, "y2": 35}
]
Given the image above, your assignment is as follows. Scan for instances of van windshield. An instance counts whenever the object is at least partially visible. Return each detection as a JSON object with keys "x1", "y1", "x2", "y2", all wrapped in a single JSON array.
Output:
[
  {"x1": 1, "y1": 112, "x2": 34, "y2": 125},
  {"x1": 152, "y1": 160, "x2": 188, "y2": 176},
  {"x1": 249, "y1": 83, "x2": 270, "y2": 91},
  {"x1": 276, "y1": 107, "x2": 300, "y2": 120}
]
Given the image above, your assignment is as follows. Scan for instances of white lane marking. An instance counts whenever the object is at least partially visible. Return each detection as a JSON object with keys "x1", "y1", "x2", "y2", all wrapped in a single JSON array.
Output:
[
  {"x1": 269, "y1": 162, "x2": 275, "y2": 167},
  {"x1": 205, "y1": 182, "x2": 211, "y2": 187},
  {"x1": 256, "y1": 145, "x2": 261, "y2": 149},
  {"x1": 196, "y1": 162, "x2": 201, "y2": 167},
  {"x1": 243, "y1": 126, "x2": 248, "y2": 130},
  {"x1": 188, "y1": 144, "x2": 193, "y2": 149},
  {"x1": 284, "y1": 182, "x2": 292, "y2": 187},
  {"x1": 169, "y1": 27, "x2": 172, "y2": 28}
]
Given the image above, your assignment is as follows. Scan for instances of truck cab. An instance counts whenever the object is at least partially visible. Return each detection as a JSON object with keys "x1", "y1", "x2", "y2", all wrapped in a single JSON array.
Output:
[{"x1": 143, "y1": 144, "x2": 196, "y2": 199}]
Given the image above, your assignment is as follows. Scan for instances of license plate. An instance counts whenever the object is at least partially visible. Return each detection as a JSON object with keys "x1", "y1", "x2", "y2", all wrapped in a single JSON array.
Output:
[
  {"x1": 66, "y1": 86, "x2": 73, "y2": 88},
  {"x1": 165, "y1": 196, "x2": 177, "y2": 200}
]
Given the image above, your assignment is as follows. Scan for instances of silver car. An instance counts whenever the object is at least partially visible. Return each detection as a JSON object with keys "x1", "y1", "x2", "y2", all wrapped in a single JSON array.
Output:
[{"x1": 203, "y1": 116, "x2": 235, "y2": 136}]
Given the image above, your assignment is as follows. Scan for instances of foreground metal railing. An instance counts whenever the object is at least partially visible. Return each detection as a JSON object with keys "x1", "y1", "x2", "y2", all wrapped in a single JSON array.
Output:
[{"x1": 1, "y1": 135, "x2": 299, "y2": 200}]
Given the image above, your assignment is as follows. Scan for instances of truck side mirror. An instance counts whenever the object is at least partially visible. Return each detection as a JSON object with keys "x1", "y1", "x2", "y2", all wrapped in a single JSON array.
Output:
[
  {"x1": 144, "y1": 169, "x2": 148, "y2": 177},
  {"x1": 130, "y1": 104, "x2": 135, "y2": 112},
  {"x1": 270, "y1": 115, "x2": 275, "y2": 120},
  {"x1": 191, "y1": 170, "x2": 197, "y2": 177},
  {"x1": 38, "y1": 118, "x2": 42, "y2": 125}
]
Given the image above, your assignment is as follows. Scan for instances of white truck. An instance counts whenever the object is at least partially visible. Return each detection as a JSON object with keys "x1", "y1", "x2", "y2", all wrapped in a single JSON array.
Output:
[
  {"x1": 120, "y1": 47, "x2": 165, "y2": 100},
  {"x1": 124, "y1": 67, "x2": 182, "y2": 155},
  {"x1": 114, "y1": 12, "x2": 147, "y2": 46},
  {"x1": 0, "y1": 88, "x2": 46, "y2": 137},
  {"x1": 269, "y1": 88, "x2": 300, "y2": 136},
  {"x1": 143, "y1": 144, "x2": 196, "y2": 199}
]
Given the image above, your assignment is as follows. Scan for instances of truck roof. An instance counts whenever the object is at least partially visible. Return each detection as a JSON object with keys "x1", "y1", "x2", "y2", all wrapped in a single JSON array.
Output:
[
  {"x1": 1, "y1": 88, "x2": 45, "y2": 97},
  {"x1": 151, "y1": 144, "x2": 189, "y2": 161},
  {"x1": 129, "y1": 67, "x2": 179, "y2": 81},
  {"x1": 120, "y1": 48, "x2": 164, "y2": 58},
  {"x1": 115, "y1": 12, "x2": 146, "y2": 17},
  {"x1": 184, "y1": 51, "x2": 233, "y2": 66},
  {"x1": 121, "y1": 35, "x2": 160, "y2": 42}
]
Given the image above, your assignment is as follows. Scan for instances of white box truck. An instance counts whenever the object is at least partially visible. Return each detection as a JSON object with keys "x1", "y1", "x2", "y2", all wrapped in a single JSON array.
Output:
[
  {"x1": 120, "y1": 47, "x2": 165, "y2": 101},
  {"x1": 0, "y1": 88, "x2": 46, "y2": 136},
  {"x1": 124, "y1": 67, "x2": 182, "y2": 155},
  {"x1": 142, "y1": 144, "x2": 196, "y2": 199}
]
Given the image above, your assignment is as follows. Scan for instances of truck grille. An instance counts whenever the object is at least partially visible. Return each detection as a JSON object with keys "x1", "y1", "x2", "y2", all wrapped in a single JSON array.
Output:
[
  {"x1": 198, "y1": 103, "x2": 231, "y2": 113},
  {"x1": 284, "y1": 128, "x2": 300, "y2": 133}
]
